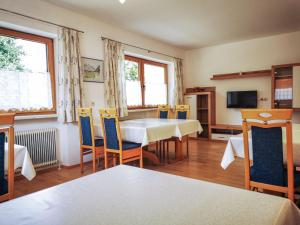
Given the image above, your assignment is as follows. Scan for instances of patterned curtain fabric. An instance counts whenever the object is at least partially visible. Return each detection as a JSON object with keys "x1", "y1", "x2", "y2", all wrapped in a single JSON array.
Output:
[
  {"x1": 58, "y1": 28, "x2": 83, "y2": 123},
  {"x1": 174, "y1": 58, "x2": 184, "y2": 105},
  {"x1": 103, "y1": 39, "x2": 128, "y2": 117}
]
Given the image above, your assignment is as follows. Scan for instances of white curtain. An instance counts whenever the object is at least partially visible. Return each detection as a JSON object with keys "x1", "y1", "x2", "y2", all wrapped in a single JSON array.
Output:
[
  {"x1": 58, "y1": 28, "x2": 83, "y2": 123},
  {"x1": 174, "y1": 58, "x2": 184, "y2": 105},
  {"x1": 103, "y1": 39, "x2": 128, "y2": 117},
  {"x1": 0, "y1": 70, "x2": 53, "y2": 111}
]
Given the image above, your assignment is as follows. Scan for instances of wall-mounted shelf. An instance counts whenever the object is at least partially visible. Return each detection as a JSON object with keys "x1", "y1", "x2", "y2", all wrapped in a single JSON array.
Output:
[
  {"x1": 210, "y1": 69, "x2": 271, "y2": 80},
  {"x1": 186, "y1": 86, "x2": 216, "y2": 93},
  {"x1": 274, "y1": 75, "x2": 293, "y2": 79},
  {"x1": 197, "y1": 107, "x2": 208, "y2": 110}
]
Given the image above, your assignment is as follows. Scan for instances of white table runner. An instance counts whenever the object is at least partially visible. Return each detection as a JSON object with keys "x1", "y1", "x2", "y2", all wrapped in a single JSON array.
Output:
[
  {"x1": 0, "y1": 165, "x2": 299, "y2": 225},
  {"x1": 4, "y1": 143, "x2": 36, "y2": 180},
  {"x1": 95, "y1": 118, "x2": 202, "y2": 146},
  {"x1": 221, "y1": 124, "x2": 300, "y2": 169}
]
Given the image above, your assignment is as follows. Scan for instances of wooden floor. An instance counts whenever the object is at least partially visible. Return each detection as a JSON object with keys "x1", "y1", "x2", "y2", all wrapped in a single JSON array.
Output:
[{"x1": 14, "y1": 140, "x2": 245, "y2": 198}]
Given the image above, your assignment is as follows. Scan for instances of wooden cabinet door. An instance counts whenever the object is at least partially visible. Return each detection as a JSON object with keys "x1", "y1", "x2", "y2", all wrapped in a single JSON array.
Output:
[
  {"x1": 293, "y1": 66, "x2": 300, "y2": 108},
  {"x1": 184, "y1": 94, "x2": 197, "y2": 137},
  {"x1": 184, "y1": 95, "x2": 197, "y2": 120}
]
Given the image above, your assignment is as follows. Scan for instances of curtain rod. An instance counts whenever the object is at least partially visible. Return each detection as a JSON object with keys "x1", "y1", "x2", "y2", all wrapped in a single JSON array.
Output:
[
  {"x1": 101, "y1": 36, "x2": 183, "y2": 60},
  {"x1": 0, "y1": 8, "x2": 84, "y2": 33}
]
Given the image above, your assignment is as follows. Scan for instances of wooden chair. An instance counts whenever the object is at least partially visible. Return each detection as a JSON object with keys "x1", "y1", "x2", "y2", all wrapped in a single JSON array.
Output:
[
  {"x1": 241, "y1": 109, "x2": 300, "y2": 202},
  {"x1": 99, "y1": 108, "x2": 143, "y2": 168},
  {"x1": 163, "y1": 105, "x2": 191, "y2": 161},
  {"x1": 175, "y1": 104, "x2": 190, "y2": 120},
  {"x1": 175, "y1": 104, "x2": 190, "y2": 157},
  {"x1": 155, "y1": 105, "x2": 171, "y2": 158},
  {"x1": 78, "y1": 108, "x2": 104, "y2": 173},
  {"x1": 0, "y1": 113, "x2": 15, "y2": 203},
  {"x1": 157, "y1": 104, "x2": 170, "y2": 119}
]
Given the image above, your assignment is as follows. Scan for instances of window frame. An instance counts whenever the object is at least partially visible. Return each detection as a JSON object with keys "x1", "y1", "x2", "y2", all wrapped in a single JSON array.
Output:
[
  {"x1": 125, "y1": 55, "x2": 168, "y2": 109},
  {"x1": 0, "y1": 27, "x2": 56, "y2": 116}
]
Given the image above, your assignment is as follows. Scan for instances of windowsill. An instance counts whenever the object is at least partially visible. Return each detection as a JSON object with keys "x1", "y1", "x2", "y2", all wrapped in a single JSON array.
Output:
[
  {"x1": 128, "y1": 108, "x2": 157, "y2": 113},
  {"x1": 15, "y1": 114, "x2": 58, "y2": 121}
]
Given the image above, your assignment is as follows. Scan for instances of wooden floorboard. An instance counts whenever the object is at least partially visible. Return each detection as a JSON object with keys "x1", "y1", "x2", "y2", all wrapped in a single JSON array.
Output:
[{"x1": 14, "y1": 140, "x2": 245, "y2": 198}]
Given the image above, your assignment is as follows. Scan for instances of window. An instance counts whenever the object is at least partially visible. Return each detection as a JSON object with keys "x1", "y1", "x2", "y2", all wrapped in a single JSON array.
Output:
[
  {"x1": 125, "y1": 55, "x2": 168, "y2": 108},
  {"x1": 0, "y1": 28, "x2": 56, "y2": 115}
]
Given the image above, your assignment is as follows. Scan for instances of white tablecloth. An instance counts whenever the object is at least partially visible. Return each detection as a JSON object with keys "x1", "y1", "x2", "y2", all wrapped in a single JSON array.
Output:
[
  {"x1": 0, "y1": 165, "x2": 299, "y2": 225},
  {"x1": 95, "y1": 118, "x2": 202, "y2": 147},
  {"x1": 221, "y1": 124, "x2": 300, "y2": 169},
  {"x1": 5, "y1": 143, "x2": 36, "y2": 180}
]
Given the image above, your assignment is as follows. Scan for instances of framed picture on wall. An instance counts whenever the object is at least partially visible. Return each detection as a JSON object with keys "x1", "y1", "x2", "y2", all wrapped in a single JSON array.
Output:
[{"x1": 81, "y1": 57, "x2": 104, "y2": 83}]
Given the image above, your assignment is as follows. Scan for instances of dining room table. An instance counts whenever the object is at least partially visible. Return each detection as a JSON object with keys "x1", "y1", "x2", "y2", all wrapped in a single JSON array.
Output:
[
  {"x1": 94, "y1": 118, "x2": 202, "y2": 164},
  {"x1": 4, "y1": 143, "x2": 36, "y2": 180},
  {"x1": 0, "y1": 165, "x2": 299, "y2": 225},
  {"x1": 221, "y1": 124, "x2": 300, "y2": 169}
]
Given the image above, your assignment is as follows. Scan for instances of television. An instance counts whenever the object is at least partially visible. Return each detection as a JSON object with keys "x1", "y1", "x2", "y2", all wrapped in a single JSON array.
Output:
[{"x1": 227, "y1": 91, "x2": 257, "y2": 108}]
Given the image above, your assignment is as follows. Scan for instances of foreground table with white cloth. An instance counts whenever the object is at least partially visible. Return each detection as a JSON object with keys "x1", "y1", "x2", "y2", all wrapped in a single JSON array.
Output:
[
  {"x1": 5, "y1": 143, "x2": 36, "y2": 180},
  {"x1": 221, "y1": 124, "x2": 300, "y2": 169},
  {"x1": 95, "y1": 118, "x2": 202, "y2": 163},
  {"x1": 0, "y1": 165, "x2": 299, "y2": 225}
]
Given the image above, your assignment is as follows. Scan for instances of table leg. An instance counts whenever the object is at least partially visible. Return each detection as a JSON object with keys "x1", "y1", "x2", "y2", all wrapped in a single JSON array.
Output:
[{"x1": 175, "y1": 135, "x2": 188, "y2": 161}]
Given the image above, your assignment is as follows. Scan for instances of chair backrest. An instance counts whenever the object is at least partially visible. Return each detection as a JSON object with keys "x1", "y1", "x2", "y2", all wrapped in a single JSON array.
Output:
[
  {"x1": 77, "y1": 108, "x2": 95, "y2": 147},
  {"x1": 157, "y1": 105, "x2": 170, "y2": 119},
  {"x1": 0, "y1": 113, "x2": 15, "y2": 202},
  {"x1": 241, "y1": 109, "x2": 294, "y2": 192},
  {"x1": 99, "y1": 109, "x2": 122, "y2": 151},
  {"x1": 175, "y1": 105, "x2": 190, "y2": 119}
]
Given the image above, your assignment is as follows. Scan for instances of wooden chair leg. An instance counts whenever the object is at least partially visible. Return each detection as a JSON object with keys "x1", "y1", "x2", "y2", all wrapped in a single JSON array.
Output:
[
  {"x1": 163, "y1": 141, "x2": 165, "y2": 160},
  {"x1": 140, "y1": 149, "x2": 143, "y2": 168},
  {"x1": 116, "y1": 155, "x2": 119, "y2": 165},
  {"x1": 159, "y1": 141, "x2": 162, "y2": 159},
  {"x1": 119, "y1": 155, "x2": 122, "y2": 165},
  {"x1": 288, "y1": 190, "x2": 294, "y2": 202},
  {"x1": 186, "y1": 137, "x2": 189, "y2": 159},
  {"x1": 92, "y1": 149, "x2": 96, "y2": 173},
  {"x1": 104, "y1": 151, "x2": 108, "y2": 169},
  {"x1": 80, "y1": 148, "x2": 84, "y2": 173},
  {"x1": 167, "y1": 142, "x2": 169, "y2": 163},
  {"x1": 167, "y1": 141, "x2": 169, "y2": 153},
  {"x1": 97, "y1": 157, "x2": 101, "y2": 168},
  {"x1": 174, "y1": 141, "x2": 178, "y2": 160}
]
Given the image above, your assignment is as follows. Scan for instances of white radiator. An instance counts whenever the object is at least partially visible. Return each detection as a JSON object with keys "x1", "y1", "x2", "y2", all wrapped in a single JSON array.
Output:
[{"x1": 15, "y1": 128, "x2": 59, "y2": 170}]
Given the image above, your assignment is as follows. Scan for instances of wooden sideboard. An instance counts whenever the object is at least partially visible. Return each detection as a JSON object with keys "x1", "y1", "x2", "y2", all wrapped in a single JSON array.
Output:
[{"x1": 210, "y1": 124, "x2": 243, "y2": 141}]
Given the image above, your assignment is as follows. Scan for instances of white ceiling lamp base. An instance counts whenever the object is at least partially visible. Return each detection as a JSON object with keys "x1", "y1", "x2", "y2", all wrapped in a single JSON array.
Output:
[{"x1": 119, "y1": 0, "x2": 126, "y2": 4}]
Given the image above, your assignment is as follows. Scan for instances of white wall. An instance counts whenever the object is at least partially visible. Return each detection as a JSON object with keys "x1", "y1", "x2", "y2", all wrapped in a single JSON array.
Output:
[
  {"x1": 0, "y1": 0, "x2": 184, "y2": 166},
  {"x1": 184, "y1": 31, "x2": 300, "y2": 125}
]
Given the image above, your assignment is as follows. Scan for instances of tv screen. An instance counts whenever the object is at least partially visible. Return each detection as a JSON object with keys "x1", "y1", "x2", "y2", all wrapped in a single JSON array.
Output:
[{"x1": 227, "y1": 91, "x2": 257, "y2": 108}]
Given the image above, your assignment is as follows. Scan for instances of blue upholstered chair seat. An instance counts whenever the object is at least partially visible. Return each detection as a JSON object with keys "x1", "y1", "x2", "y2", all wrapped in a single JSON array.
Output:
[
  {"x1": 250, "y1": 167, "x2": 300, "y2": 187},
  {"x1": 121, "y1": 141, "x2": 141, "y2": 150},
  {"x1": 0, "y1": 178, "x2": 7, "y2": 195},
  {"x1": 83, "y1": 138, "x2": 103, "y2": 147},
  {"x1": 95, "y1": 138, "x2": 104, "y2": 147},
  {"x1": 106, "y1": 141, "x2": 141, "y2": 150},
  {"x1": 103, "y1": 117, "x2": 141, "y2": 150}
]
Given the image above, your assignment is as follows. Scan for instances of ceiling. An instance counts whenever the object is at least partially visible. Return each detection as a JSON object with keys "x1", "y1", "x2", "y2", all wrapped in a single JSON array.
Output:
[{"x1": 43, "y1": 0, "x2": 300, "y2": 49}]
